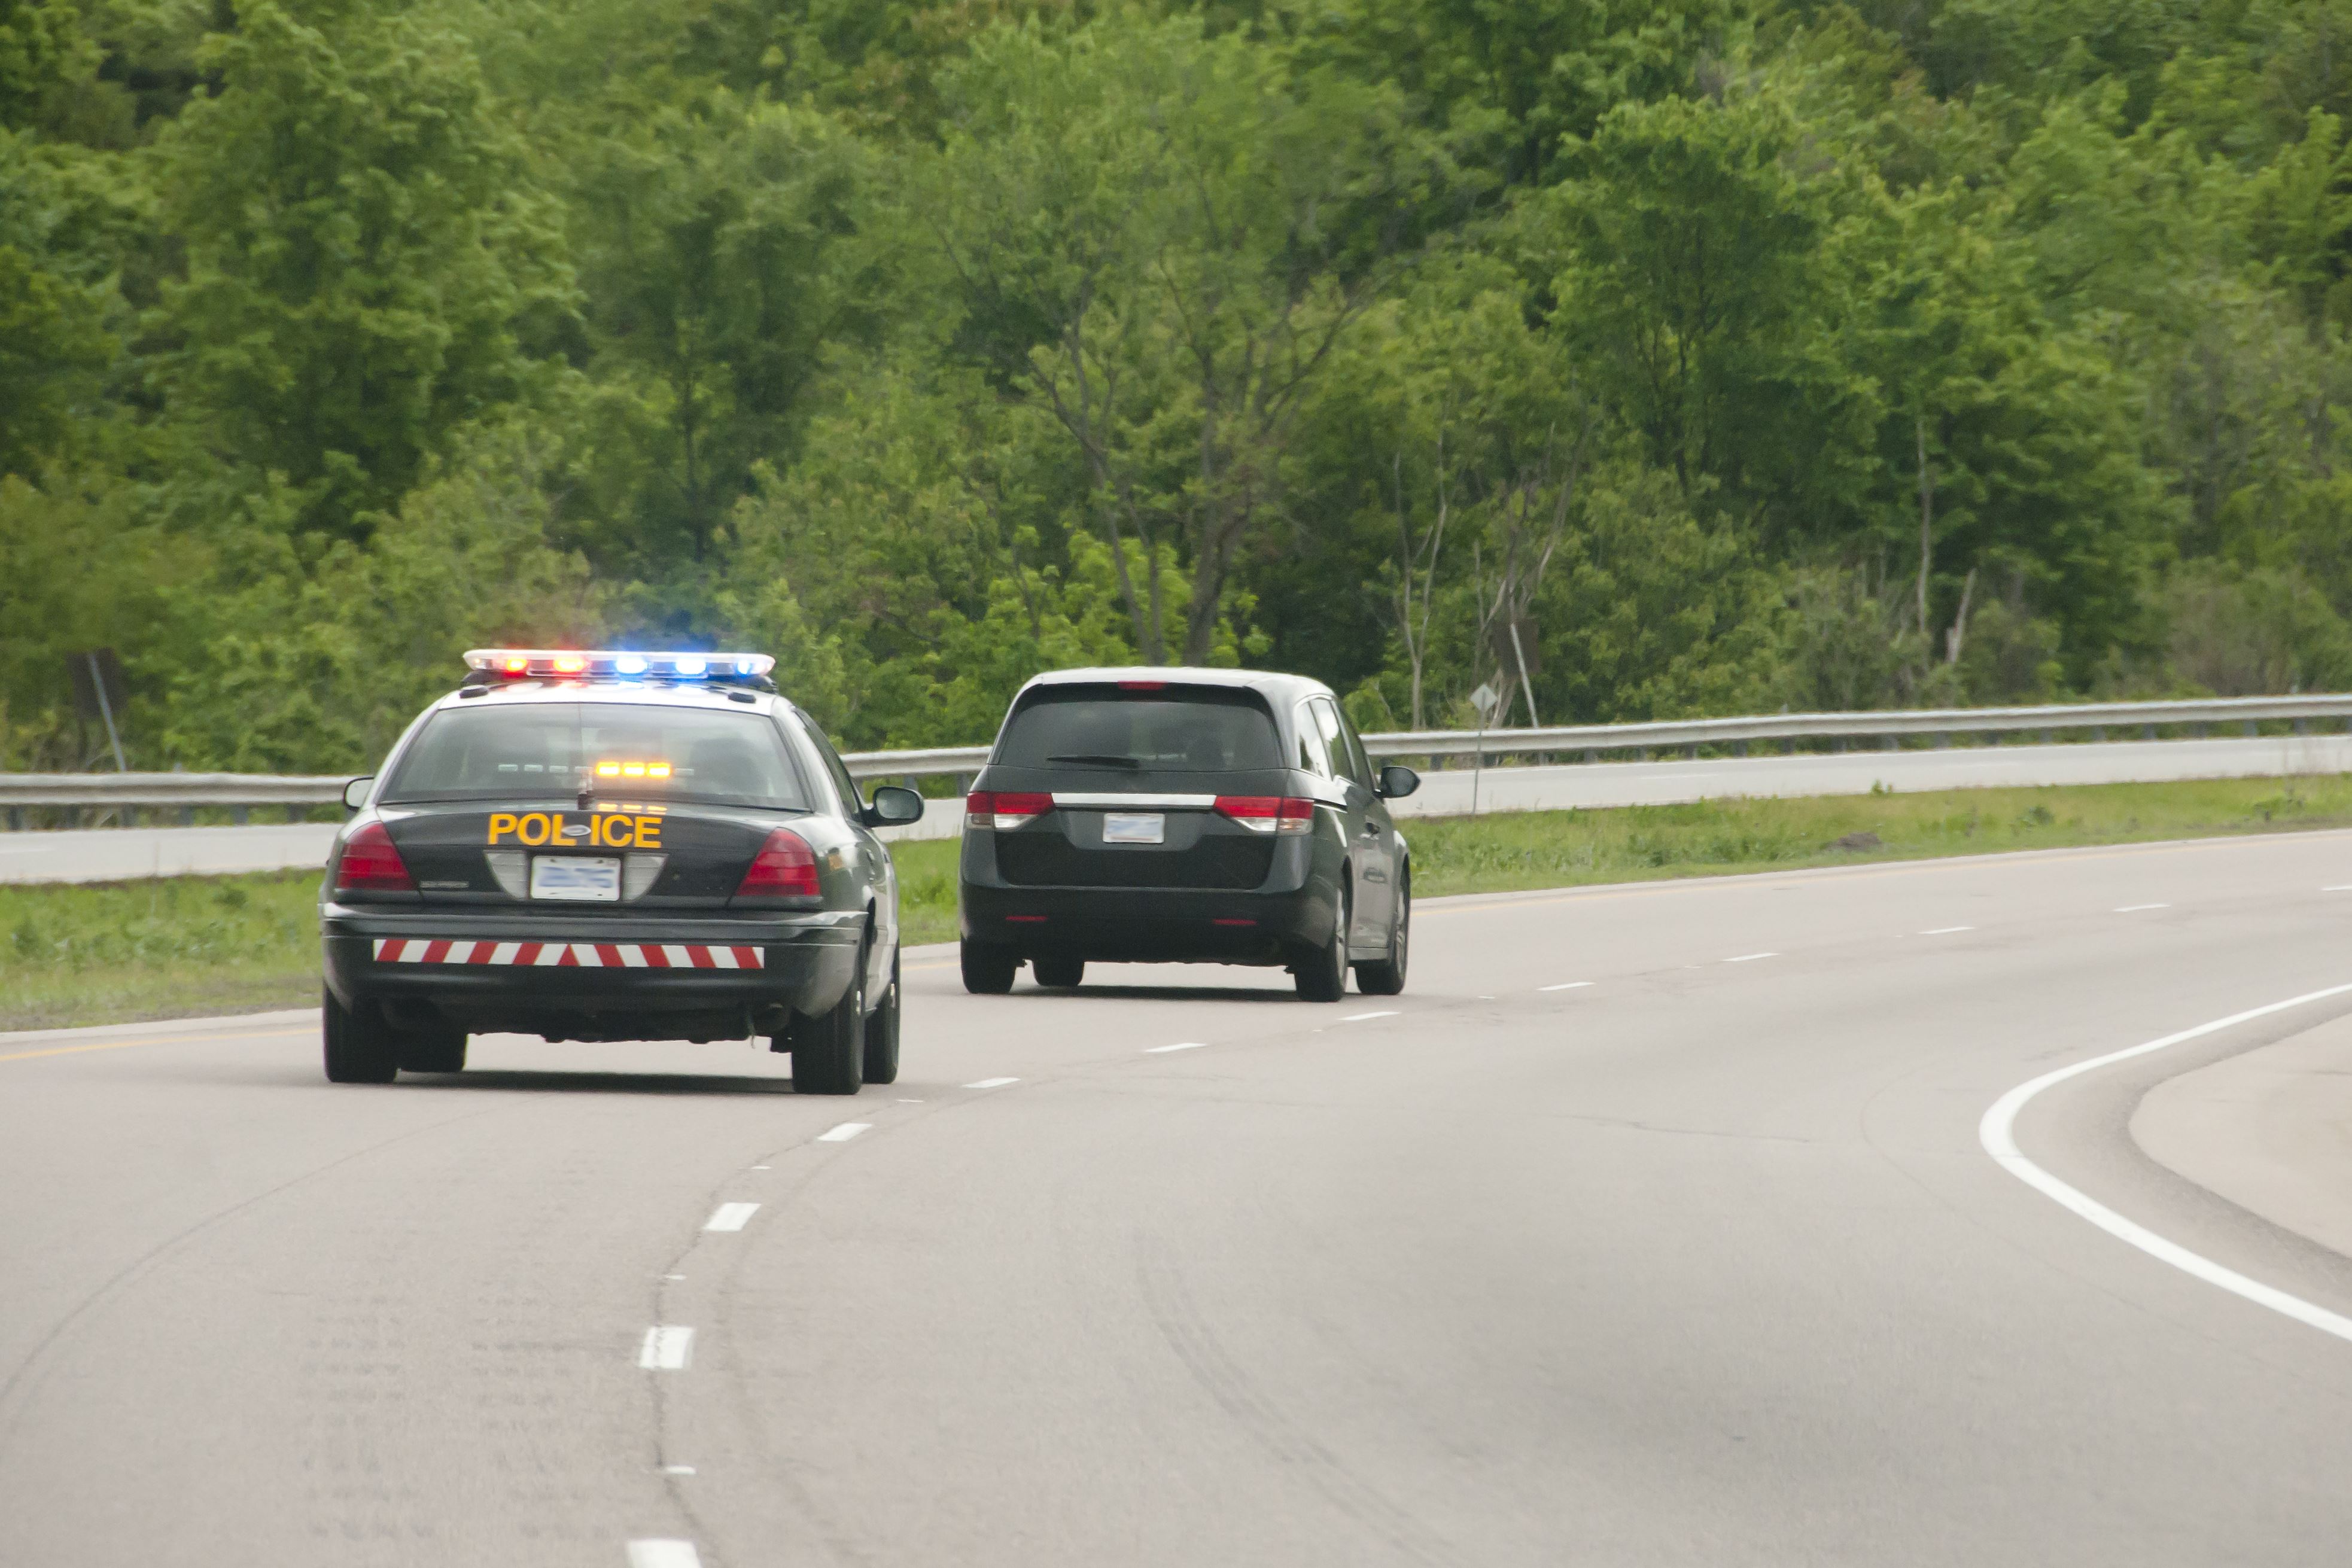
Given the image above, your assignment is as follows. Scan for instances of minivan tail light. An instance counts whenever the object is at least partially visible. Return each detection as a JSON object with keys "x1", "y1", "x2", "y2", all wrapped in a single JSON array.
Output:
[
  {"x1": 333, "y1": 821, "x2": 415, "y2": 891},
  {"x1": 737, "y1": 828, "x2": 820, "y2": 899},
  {"x1": 965, "y1": 790, "x2": 1053, "y2": 831},
  {"x1": 1215, "y1": 796, "x2": 1314, "y2": 835}
]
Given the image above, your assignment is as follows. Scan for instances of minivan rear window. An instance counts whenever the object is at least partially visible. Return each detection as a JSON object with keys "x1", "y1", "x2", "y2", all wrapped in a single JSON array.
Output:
[
  {"x1": 383, "y1": 702, "x2": 813, "y2": 810},
  {"x1": 995, "y1": 686, "x2": 1282, "y2": 772}
]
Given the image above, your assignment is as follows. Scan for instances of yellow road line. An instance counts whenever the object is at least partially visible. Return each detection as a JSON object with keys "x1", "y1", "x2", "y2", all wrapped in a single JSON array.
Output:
[{"x1": 0, "y1": 1027, "x2": 311, "y2": 1065}]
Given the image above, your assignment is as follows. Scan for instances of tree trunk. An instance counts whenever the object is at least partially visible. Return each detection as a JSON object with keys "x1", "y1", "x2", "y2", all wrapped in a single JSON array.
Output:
[{"x1": 1915, "y1": 414, "x2": 1934, "y2": 635}]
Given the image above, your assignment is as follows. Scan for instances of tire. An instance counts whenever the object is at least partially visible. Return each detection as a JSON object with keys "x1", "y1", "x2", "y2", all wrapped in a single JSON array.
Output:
[
  {"x1": 1033, "y1": 954, "x2": 1085, "y2": 988},
  {"x1": 793, "y1": 939, "x2": 868, "y2": 1095},
  {"x1": 960, "y1": 939, "x2": 1018, "y2": 995},
  {"x1": 1355, "y1": 869, "x2": 1409, "y2": 997},
  {"x1": 396, "y1": 1028, "x2": 468, "y2": 1074},
  {"x1": 322, "y1": 987, "x2": 398, "y2": 1084},
  {"x1": 1294, "y1": 881, "x2": 1351, "y2": 1003},
  {"x1": 863, "y1": 948, "x2": 902, "y2": 1086}
]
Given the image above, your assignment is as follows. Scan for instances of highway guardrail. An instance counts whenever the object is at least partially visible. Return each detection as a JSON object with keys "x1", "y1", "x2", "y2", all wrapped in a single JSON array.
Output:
[{"x1": 6, "y1": 692, "x2": 2351, "y2": 827}]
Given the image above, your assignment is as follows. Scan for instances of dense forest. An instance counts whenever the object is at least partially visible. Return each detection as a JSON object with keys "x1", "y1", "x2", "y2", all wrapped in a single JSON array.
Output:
[{"x1": 7, "y1": 0, "x2": 2352, "y2": 770}]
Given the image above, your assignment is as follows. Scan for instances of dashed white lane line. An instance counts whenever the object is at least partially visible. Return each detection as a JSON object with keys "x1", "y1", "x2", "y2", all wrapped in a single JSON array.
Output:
[
  {"x1": 1144, "y1": 1042, "x2": 1207, "y2": 1054},
  {"x1": 1343, "y1": 1010, "x2": 1401, "y2": 1021},
  {"x1": 1919, "y1": 925, "x2": 1974, "y2": 935},
  {"x1": 816, "y1": 1122, "x2": 871, "y2": 1143},
  {"x1": 1980, "y1": 981, "x2": 2352, "y2": 1347},
  {"x1": 1539, "y1": 981, "x2": 1594, "y2": 992},
  {"x1": 1724, "y1": 952, "x2": 1778, "y2": 963},
  {"x1": 627, "y1": 1542, "x2": 702, "y2": 1568},
  {"x1": 703, "y1": 1202, "x2": 759, "y2": 1232},
  {"x1": 2326, "y1": 885, "x2": 2352, "y2": 892},
  {"x1": 964, "y1": 1077, "x2": 1020, "y2": 1089},
  {"x1": 662, "y1": 1465, "x2": 696, "y2": 1476},
  {"x1": 2114, "y1": 903, "x2": 2170, "y2": 913},
  {"x1": 749, "y1": 1164, "x2": 771, "y2": 1170},
  {"x1": 638, "y1": 1327, "x2": 695, "y2": 1370}
]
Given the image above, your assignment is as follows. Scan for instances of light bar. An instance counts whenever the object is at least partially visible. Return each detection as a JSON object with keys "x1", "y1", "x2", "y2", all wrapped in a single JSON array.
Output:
[{"x1": 462, "y1": 648, "x2": 775, "y2": 682}]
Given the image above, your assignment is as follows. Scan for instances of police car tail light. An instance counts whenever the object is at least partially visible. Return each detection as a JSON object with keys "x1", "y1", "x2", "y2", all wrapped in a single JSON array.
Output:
[
  {"x1": 737, "y1": 828, "x2": 820, "y2": 899},
  {"x1": 334, "y1": 822, "x2": 415, "y2": 892},
  {"x1": 965, "y1": 790, "x2": 1052, "y2": 831},
  {"x1": 1215, "y1": 796, "x2": 1314, "y2": 835}
]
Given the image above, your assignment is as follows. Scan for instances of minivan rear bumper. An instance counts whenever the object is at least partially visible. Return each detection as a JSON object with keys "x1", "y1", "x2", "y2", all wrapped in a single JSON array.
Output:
[{"x1": 958, "y1": 878, "x2": 1340, "y2": 966}]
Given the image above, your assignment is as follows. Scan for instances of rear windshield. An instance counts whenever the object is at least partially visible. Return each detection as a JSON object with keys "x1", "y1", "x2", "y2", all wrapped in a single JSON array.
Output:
[
  {"x1": 995, "y1": 687, "x2": 1282, "y2": 772},
  {"x1": 382, "y1": 702, "x2": 813, "y2": 810}
]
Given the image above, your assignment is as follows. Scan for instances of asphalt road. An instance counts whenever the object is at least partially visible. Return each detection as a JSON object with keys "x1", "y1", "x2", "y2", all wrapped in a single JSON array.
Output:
[
  {"x1": 7, "y1": 833, "x2": 2352, "y2": 1566},
  {"x1": 10, "y1": 733, "x2": 2352, "y2": 878}
]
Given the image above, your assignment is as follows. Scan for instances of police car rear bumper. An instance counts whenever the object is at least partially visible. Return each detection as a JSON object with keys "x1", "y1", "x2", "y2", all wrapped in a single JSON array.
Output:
[{"x1": 321, "y1": 905, "x2": 863, "y2": 1038}]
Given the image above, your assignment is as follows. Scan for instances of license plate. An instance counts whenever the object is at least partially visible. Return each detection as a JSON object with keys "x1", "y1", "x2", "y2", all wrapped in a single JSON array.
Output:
[
  {"x1": 1103, "y1": 812, "x2": 1164, "y2": 845},
  {"x1": 531, "y1": 855, "x2": 620, "y2": 902}
]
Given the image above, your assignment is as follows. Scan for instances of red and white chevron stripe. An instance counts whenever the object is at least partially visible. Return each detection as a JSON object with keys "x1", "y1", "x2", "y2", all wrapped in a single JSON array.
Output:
[{"x1": 371, "y1": 939, "x2": 763, "y2": 970}]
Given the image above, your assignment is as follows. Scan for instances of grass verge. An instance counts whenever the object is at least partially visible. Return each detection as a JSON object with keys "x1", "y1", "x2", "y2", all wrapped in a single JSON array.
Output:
[{"x1": 7, "y1": 772, "x2": 2351, "y2": 1032}]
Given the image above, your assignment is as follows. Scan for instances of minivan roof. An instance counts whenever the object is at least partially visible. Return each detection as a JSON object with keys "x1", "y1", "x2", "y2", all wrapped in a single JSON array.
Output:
[{"x1": 1018, "y1": 666, "x2": 1334, "y2": 702}]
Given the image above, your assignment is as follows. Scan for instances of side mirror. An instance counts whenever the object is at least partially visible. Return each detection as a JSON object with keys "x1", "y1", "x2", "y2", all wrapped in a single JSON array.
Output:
[
  {"x1": 342, "y1": 777, "x2": 374, "y2": 812},
  {"x1": 1376, "y1": 764, "x2": 1420, "y2": 800},
  {"x1": 864, "y1": 785, "x2": 925, "y2": 827}
]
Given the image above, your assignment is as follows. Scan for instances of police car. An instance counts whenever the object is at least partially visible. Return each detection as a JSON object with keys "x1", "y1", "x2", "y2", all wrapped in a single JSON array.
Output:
[{"x1": 319, "y1": 648, "x2": 921, "y2": 1091}]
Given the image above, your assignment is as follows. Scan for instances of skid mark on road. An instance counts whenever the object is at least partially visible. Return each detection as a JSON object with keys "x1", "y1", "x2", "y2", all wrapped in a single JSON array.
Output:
[
  {"x1": 0, "y1": 1097, "x2": 513, "y2": 1451},
  {"x1": 1134, "y1": 1235, "x2": 1461, "y2": 1566}
]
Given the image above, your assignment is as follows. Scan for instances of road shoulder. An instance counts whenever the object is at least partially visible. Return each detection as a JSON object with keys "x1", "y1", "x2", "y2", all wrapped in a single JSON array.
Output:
[{"x1": 2132, "y1": 1013, "x2": 2352, "y2": 1262}]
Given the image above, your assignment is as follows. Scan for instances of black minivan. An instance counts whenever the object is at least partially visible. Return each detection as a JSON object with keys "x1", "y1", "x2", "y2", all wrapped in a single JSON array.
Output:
[{"x1": 957, "y1": 668, "x2": 1419, "y2": 1001}]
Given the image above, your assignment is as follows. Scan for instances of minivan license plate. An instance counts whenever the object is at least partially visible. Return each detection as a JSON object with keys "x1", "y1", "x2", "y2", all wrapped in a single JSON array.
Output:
[
  {"x1": 1103, "y1": 812, "x2": 1165, "y2": 845},
  {"x1": 531, "y1": 855, "x2": 620, "y2": 902}
]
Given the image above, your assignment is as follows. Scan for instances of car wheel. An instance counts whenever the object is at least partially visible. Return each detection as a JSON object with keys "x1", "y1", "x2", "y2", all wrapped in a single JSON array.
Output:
[
  {"x1": 395, "y1": 1028, "x2": 468, "y2": 1074},
  {"x1": 322, "y1": 987, "x2": 398, "y2": 1083},
  {"x1": 1294, "y1": 881, "x2": 1351, "y2": 1003},
  {"x1": 793, "y1": 939, "x2": 869, "y2": 1095},
  {"x1": 863, "y1": 949, "x2": 902, "y2": 1086},
  {"x1": 1355, "y1": 870, "x2": 1408, "y2": 997},
  {"x1": 1033, "y1": 954, "x2": 1085, "y2": 988},
  {"x1": 960, "y1": 939, "x2": 1018, "y2": 995}
]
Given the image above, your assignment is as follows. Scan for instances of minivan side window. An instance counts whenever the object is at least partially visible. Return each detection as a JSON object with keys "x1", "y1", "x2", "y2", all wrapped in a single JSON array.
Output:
[
  {"x1": 1308, "y1": 698, "x2": 1363, "y2": 787},
  {"x1": 1295, "y1": 703, "x2": 1332, "y2": 777},
  {"x1": 1335, "y1": 707, "x2": 1375, "y2": 787}
]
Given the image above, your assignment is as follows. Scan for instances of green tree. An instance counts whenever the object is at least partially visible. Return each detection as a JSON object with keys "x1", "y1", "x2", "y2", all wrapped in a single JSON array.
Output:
[{"x1": 149, "y1": 0, "x2": 573, "y2": 538}]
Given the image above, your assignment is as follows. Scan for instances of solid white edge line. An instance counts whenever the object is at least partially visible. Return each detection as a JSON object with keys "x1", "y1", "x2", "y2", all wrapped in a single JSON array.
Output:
[
  {"x1": 1539, "y1": 981, "x2": 1594, "y2": 992},
  {"x1": 1724, "y1": 952, "x2": 1778, "y2": 963},
  {"x1": 626, "y1": 1542, "x2": 702, "y2": 1568},
  {"x1": 637, "y1": 1326, "x2": 695, "y2": 1370},
  {"x1": 1341, "y1": 1010, "x2": 1401, "y2": 1021},
  {"x1": 1144, "y1": 1042, "x2": 1207, "y2": 1053},
  {"x1": 1978, "y1": 981, "x2": 2352, "y2": 1345},
  {"x1": 702, "y1": 1202, "x2": 759, "y2": 1232},
  {"x1": 816, "y1": 1122, "x2": 871, "y2": 1142},
  {"x1": 964, "y1": 1077, "x2": 1020, "y2": 1088}
]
